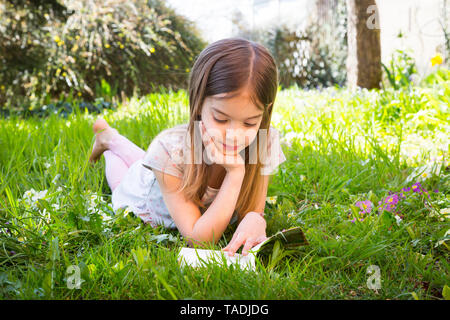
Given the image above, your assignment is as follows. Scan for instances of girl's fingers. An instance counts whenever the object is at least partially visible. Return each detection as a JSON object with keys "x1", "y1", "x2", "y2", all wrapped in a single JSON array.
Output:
[
  {"x1": 225, "y1": 233, "x2": 245, "y2": 257},
  {"x1": 255, "y1": 235, "x2": 268, "y2": 244},
  {"x1": 222, "y1": 232, "x2": 237, "y2": 252},
  {"x1": 241, "y1": 238, "x2": 255, "y2": 256}
]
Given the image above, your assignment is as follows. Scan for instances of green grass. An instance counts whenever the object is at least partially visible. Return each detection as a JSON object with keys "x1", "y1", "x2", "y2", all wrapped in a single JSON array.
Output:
[{"x1": 0, "y1": 77, "x2": 449, "y2": 299}]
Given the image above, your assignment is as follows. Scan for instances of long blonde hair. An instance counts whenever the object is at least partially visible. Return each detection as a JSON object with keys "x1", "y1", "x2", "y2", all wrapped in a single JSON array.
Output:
[{"x1": 178, "y1": 37, "x2": 279, "y2": 223}]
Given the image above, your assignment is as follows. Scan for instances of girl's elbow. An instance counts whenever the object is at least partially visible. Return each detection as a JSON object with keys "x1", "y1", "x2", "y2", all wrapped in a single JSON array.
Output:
[{"x1": 183, "y1": 229, "x2": 220, "y2": 248}]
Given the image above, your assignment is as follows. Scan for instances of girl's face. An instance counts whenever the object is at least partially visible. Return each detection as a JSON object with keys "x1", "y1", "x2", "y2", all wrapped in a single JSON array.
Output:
[{"x1": 200, "y1": 89, "x2": 264, "y2": 155}]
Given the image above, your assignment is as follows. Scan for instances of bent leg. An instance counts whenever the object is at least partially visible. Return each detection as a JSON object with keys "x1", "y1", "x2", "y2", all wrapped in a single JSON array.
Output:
[
  {"x1": 104, "y1": 150, "x2": 129, "y2": 192},
  {"x1": 108, "y1": 134, "x2": 146, "y2": 167}
]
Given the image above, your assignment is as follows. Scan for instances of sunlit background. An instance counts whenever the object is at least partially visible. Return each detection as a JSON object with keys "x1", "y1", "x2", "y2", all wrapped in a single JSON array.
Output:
[{"x1": 167, "y1": 0, "x2": 448, "y2": 75}]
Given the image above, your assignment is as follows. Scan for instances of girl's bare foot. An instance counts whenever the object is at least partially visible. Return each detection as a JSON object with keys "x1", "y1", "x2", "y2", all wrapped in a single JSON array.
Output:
[{"x1": 89, "y1": 118, "x2": 119, "y2": 164}]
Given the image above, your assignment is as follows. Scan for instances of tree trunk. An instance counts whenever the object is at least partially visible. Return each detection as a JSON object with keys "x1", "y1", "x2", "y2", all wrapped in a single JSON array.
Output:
[{"x1": 346, "y1": 0, "x2": 381, "y2": 89}]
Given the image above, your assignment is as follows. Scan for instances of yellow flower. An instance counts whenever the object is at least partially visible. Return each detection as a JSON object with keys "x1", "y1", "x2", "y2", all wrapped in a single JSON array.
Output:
[
  {"x1": 56, "y1": 68, "x2": 61, "y2": 76},
  {"x1": 150, "y1": 47, "x2": 155, "y2": 53},
  {"x1": 53, "y1": 35, "x2": 61, "y2": 43},
  {"x1": 78, "y1": 92, "x2": 82, "y2": 96},
  {"x1": 164, "y1": 65, "x2": 169, "y2": 69},
  {"x1": 104, "y1": 43, "x2": 110, "y2": 49},
  {"x1": 75, "y1": 35, "x2": 80, "y2": 40},
  {"x1": 431, "y1": 54, "x2": 443, "y2": 66},
  {"x1": 0, "y1": 85, "x2": 5, "y2": 90},
  {"x1": 185, "y1": 68, "x2": 190, "y2": 73},
  {"x1": 62, "y1": 72, "x2": 67, "y2": 77}
]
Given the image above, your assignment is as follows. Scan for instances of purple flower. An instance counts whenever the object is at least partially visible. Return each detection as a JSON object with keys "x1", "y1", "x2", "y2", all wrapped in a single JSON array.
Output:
[
  {"x1": 411, "y1": 182, "x2": 423, "y2": 194},
  {"x1": 378, "y1": 193, "x2": 400, "y2": 213},
  {"x1": 355, "y1": 200, "x2": 373, "y2": 215},
  {"x1": 410, "y1": 182, "x2": 431, "y2": 198},
  {"x1": 10, "y1": 251, "x2": 16, "y2": 256}
]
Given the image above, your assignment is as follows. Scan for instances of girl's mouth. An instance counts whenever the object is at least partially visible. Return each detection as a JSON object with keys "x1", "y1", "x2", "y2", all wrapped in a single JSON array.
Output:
[{"x1": 222, "y1": 142, "x2": 238, "y2": 151}]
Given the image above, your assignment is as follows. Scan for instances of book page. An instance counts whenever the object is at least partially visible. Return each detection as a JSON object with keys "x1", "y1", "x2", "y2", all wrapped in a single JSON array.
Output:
[{"x1": 177, "y1": 247, "x2": 256, "y2": 271}]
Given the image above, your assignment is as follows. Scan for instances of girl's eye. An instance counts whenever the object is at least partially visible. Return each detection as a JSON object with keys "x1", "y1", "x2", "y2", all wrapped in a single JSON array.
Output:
[
  {"x1": 213, "y1": 117, "x2": 227, "y2": 124},
  {"x1": 213, "y1": 117, "x2": 257, "y2": 127}
]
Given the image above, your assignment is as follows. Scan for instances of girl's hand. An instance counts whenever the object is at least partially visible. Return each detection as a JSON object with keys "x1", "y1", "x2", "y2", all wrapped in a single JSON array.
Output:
[
  {"x1": 200, "y1": 120, "x2": 245, "y2": 173},
  {"x1": 222, "y1": 211, "x2": 267, "y2": 256}
]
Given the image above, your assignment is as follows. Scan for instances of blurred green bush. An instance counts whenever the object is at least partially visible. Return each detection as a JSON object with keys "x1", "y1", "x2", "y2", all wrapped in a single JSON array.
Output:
[
  {"x1": 244, "y1": 0, "x2": 347, "y2": 89},
  {"x1": 0, "y1": 0, "x2": 206, "y2": 114}
]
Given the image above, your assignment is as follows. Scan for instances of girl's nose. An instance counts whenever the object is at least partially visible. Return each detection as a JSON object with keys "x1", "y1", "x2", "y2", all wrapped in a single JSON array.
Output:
[{"x1": 224, "y1": 126, "x2": 246, "y2": 145}]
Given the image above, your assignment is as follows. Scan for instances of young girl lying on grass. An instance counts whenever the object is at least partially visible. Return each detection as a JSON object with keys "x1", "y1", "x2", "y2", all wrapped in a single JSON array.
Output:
[{"x1": 88, "y1": 37, "x2": 286, "y2": 257}]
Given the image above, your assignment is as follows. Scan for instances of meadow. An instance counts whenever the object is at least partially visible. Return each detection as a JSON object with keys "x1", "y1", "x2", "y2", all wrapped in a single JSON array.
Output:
[{"x1": 0, "y1": 75, "x2": 449, "y2": 299}]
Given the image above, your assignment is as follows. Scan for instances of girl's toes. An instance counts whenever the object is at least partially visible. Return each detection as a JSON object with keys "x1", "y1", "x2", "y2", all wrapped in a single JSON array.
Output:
[{"x1": 93, "y1": 118, "x2": 110, "y2": 134}]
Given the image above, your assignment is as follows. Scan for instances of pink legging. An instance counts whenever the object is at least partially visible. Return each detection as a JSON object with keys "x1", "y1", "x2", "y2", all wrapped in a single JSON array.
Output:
[{"x1": 103, "y1": 134, "x2": 146, "y2": 192}]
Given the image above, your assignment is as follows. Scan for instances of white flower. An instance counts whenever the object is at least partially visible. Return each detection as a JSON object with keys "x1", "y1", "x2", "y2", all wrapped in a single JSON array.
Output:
[
  {"x1": 287, "y1": 210, "x2": 296, "y2": 218},
  {"x1": 22, "y1": 188, "x2": 48, "y2": 209},
  {"x1": 266, "y1": 196, "x2": 277, "y2": 205},
  {"x1": 124, "y1": 206, "x2": 132, "y2": 217},
  {"x1": 405, "y1": 161, "x2": 442, "y2": 183},
  {"x1": 394, "y1": 214, "x2": 402, "y2": 226},
  {"x1": 86, "y1": 192, "x2": 106, "y2": 214}
]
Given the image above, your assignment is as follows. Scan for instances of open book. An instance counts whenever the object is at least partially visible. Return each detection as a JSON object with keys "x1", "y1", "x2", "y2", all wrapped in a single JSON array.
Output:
[{"x1": 177, "y1": 227, "x2": 309, "y2": 271}]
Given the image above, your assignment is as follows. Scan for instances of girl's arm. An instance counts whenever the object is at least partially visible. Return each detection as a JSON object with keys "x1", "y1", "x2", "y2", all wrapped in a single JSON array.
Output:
[
  {"x1": 152, "y1": 167, "x2": 245, "y2": 246},
  {"x1": 222, "y1": 174, "x2": 270, "y2": 256},
  {"x1": 189, "y1": 167, "x2": 245, "y2": 244}
]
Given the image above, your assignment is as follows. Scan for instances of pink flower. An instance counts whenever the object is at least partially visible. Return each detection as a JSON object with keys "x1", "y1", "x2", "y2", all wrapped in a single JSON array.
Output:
[{"x1": 355, "y1": 200, "x2": 373, "y2": 214}]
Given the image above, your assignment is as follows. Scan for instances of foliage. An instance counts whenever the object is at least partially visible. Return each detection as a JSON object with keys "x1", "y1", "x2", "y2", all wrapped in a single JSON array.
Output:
[
  {"x1": 382, "y1": 50, "x2": 418, "y2": 90},
  {"x1": 243, "y1": 0, "x2": 347, "y2": 89},
  {"x1": 0, "y1": 0, "x2": 206, "y2": 113}
]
